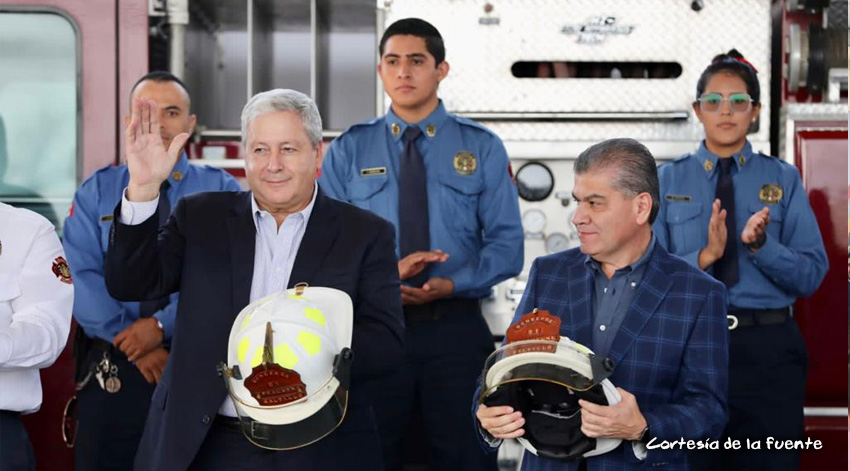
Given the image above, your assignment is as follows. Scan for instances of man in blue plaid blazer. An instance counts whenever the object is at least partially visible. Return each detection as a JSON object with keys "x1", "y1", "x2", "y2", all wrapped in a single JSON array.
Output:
[{"x1": 477, "y1": 139, "x2": 729, "y2": 471}]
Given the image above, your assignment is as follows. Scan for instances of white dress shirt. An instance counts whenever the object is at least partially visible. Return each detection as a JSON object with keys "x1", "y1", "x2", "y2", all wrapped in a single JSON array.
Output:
[
  {"x1": 0, "y1": 203, "x2": 73, "y2": 413},
  {"x1": 119, "y1": 185, "x2": 317, "y2": 416}
]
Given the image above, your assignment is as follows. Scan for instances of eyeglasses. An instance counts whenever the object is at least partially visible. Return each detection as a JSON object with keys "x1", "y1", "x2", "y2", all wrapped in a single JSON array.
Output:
[{"x1": 697, "y1": 93, "x2": 754, "y2": 113}]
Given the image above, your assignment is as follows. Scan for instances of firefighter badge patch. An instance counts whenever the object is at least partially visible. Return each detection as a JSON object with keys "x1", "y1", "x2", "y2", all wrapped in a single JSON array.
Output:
[
  {"x1": 453, "y1": 151, "x2": 477, "y2": 175},
  {"x1": 52, "y1": 256, "x2": 73, "y2": 284}
]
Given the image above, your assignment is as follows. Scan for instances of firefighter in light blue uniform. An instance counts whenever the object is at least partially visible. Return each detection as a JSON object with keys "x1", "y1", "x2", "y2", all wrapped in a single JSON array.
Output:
[
  {"x1": 319, "y1": 20, "x2": 522, "y2": 471},
  {"x1": 321, "y1": 99, "x2": 523, "y2": 471},
  {"x1": 321, "y1": 102, "x2": 523, "y2": 297},
  {"x1": 63, "y1": 150, "x2": 240, "y2": 470},
  {"x1": 654, "y1": 141, "x2": 828, "y2": 307},
  {"x1": 62, "y1": 71, "x2": 241, "y2": 471}
]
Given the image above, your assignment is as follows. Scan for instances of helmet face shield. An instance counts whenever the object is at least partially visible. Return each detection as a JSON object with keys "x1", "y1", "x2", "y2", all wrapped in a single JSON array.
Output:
[
  {"x1": 219, "y1": 286, "x2": 354, "y2": 450},
  {"x1": 482, "y1": 339, "x2": 603, "y2": 397},
  {"x1": 479, "y1": 337, "x2": 623, "y2": 460}
]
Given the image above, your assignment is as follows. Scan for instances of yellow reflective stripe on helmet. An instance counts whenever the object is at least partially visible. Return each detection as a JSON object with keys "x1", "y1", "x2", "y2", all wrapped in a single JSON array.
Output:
[
  {"x1": 238, "y1": 337, "x2": 251, "y2": 364},
  {"x1": 251, "y1": 346, "x2": 264, "y2": 368},
  {"x1": 288, "y1": 294, "x2": 306, "y2": 301},
  {"x1": 274, "y1": 343, "x2": 299, "y2": 369},
  {"x1": 297, "y1": 331, "x2": 322, "y2": 356},
  {"x1": 304, "y1": 307, "x2": 326, "y2": 326}
]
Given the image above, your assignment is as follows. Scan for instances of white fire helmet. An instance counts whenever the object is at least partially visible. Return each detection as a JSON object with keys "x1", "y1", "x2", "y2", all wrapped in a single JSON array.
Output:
[
  {"x1": 479, "y1": 336, "x2": 623, "y2": 461},
  {"x1": 219, "y1": 284, "x2": 353, "y2": 450}
]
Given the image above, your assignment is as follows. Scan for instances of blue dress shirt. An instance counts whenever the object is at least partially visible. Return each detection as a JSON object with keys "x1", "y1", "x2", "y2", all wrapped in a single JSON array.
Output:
[
  {"x1": 249, "y1": 184, "x2": 316, "y2": 301},
  {"x1": 587, "y1": 235, "x2": 655, "y2": 358},
  {"x1": 653, "y1": 141, "x2": 828, "y2": 309},
  {"x1": 320, "y1": 101, "x2": 524, "y2": 298}
]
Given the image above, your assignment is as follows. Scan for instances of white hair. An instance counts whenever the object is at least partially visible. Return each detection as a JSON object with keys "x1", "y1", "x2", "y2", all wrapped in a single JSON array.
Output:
[{"x1": 240, "y1": 89, "x2": 322, "y2": 148}]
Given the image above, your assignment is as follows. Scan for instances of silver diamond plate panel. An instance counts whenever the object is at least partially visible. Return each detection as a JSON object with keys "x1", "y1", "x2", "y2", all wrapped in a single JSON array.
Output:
[
  {"x1": 827, "y1": 0, "x2": 847, "y2": 30},
  {"x1": 381, "y1": 0, "x2": 771, "y2": 144}
]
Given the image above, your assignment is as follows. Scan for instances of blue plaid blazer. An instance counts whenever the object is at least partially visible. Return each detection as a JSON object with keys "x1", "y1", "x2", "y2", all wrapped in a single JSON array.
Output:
[{"x1": 485, "y1": 242, "x2": 728, "y2": 471}]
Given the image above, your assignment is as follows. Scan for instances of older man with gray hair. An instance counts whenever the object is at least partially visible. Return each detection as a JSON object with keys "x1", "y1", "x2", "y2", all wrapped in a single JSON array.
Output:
[
  {"x1": 476, "y1": 138, "x2": 729, "y2": 471},
  {"x1": 104, "y1": 89, "x2": 404, "y2": 471}
]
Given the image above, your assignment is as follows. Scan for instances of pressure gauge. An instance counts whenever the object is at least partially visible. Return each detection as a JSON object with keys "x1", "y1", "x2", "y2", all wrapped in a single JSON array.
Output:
[
  {"x1": 522, "y1": 209, "x2": 547, "y2": 235},
  {"x1": 545, "y1": 232, "x2": 570, "y2": 254},
  {"x1": 515, "y1": 162, "x2": 554, "y2": 202}
]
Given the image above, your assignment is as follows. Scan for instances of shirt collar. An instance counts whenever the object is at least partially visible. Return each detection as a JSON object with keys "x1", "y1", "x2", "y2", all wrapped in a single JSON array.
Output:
[
  {"x1": 585, "y1": 234, "x2": 657, "y2": 276},
  {"x1": 695, "y1": 140, "x2": 753, "y2": 178},
  {"x1": 385, "y1": 100, "x2": 450, "y2": 143},
  {"x1": 250, "y1": 182, "x2": 318, "y2": 232}
]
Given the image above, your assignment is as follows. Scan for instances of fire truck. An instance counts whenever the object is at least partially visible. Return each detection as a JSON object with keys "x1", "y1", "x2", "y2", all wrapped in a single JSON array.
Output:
[{"x1": 0, "y1": 0, "x2": 845, "y2": 469}]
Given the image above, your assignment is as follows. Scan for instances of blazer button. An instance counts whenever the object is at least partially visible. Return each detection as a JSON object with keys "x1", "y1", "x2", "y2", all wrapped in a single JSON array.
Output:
[{"x1": 202, "y1": 415, "x2": 211, "y2": 425}]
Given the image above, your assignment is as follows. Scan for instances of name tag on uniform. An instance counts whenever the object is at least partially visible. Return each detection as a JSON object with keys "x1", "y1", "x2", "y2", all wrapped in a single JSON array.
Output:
[
  {"x1": 360, "y1": 167, "x2": 387, "y2": 177},
  {"x1": 100, "y1": 215, "x2": 114, "y2": 222},
  {"x1": 665, "y1": 194, "x2": 692, "y2": 201}
]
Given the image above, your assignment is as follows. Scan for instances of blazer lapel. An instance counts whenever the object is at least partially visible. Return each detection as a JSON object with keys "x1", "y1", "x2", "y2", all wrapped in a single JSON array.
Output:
[
  {"x1": 227, "y1": 192, "x2": 256, "y2": 316},
  {"x1": 289, "y1": 189, "x2": 340, "y2": 287},
  {"x1": 606, "y1": 251, "x2": 673, "y2": 367},
  {"x1": 566, "y1": 262, "x2": 594, "y2": 348}
]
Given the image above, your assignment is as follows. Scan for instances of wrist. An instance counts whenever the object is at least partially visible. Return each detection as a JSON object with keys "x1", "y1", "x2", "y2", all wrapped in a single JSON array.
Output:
[
  {"x1": 745, "y1": 233, "x2": 766, "y2": 252},
  {"x1": 636, "y1": 423, "x2": 650, "y2": 443},
  {"x1": 128, "y1": 181, "x2": 161, "y2": 202},
  {"x1": 397, "y1": 262, "x2": 410, "y2": 280},
  {"x1": 631, "y1": 413, "x2": 649, "y2": 441},
  {"x1": 152, "y1": 317, "x2": 165, "y2": 340},
  {"x1": 698, "y1": 248, "x2": 718, "y2": 270}
]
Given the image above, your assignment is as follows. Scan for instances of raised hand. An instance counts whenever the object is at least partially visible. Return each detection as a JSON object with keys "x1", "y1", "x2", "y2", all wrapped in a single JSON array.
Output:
[
  {"x1": 742, "y1": 206, "x2": 770, "y2": 250},
  {"x1": 125, "y1": 98, "x2": 190, "y2": 201},
  {"x1": 699, "y1": 199, "x2": 728, "y2": 270}
]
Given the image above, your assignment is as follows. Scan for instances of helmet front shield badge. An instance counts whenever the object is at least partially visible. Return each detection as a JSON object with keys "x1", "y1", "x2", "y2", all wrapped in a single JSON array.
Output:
[
  {"x1": 218, "y1": 284, "x2": 354, "y2": 450},
  {"x1": 479, "y1": 309, "x2": 622, "y2": 461}
]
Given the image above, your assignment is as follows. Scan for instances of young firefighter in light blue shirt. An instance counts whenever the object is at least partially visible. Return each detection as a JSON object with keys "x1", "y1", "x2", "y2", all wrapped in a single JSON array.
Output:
[{"x1": 320, "y1": 18, "x2": 523, "y2": 471}]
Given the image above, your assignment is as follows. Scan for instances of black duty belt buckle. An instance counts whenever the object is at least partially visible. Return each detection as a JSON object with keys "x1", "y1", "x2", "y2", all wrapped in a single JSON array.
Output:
[{"x1": 727, "y1": 315, "x2": 739, "y2": 331}]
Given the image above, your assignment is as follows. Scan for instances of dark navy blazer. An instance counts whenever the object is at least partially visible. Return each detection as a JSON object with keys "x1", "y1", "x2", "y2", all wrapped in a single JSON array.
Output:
[{"x1": 106, "y1": 189, "x2": 404, "y2": 471}]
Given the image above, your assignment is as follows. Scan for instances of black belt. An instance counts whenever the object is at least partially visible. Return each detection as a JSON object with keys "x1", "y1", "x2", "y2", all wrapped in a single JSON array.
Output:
[
  {"x1": 89, "y1": 338, "x2": 113, "y2": 351},
  {"x1": 403, "y1": 297, "x2": 480, "y2": 323},
  {"x1": 86, "y1": 338, "x2": 129, "y2": 361},
  {"x1": 88, "y1": 337, "x2": 168, "y2": 357},
  {"x1": 727, "y1": 307, "x2": 791, "y2": 330},
  {"x1": 214, "y1": 414, "x2": 242, "y2": 430}
]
